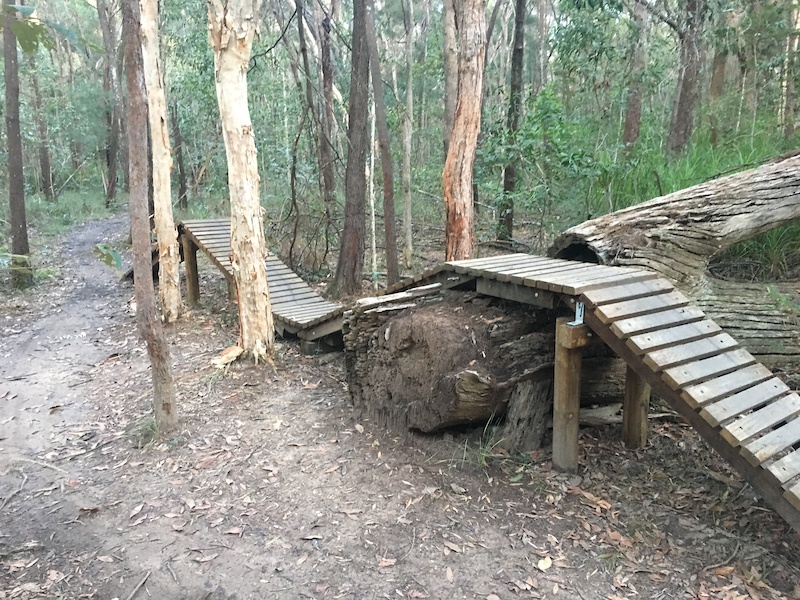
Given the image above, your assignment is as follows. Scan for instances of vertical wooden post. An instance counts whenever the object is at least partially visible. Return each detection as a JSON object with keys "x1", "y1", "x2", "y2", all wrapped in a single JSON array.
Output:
[
  {"x1": 553, "y1": 317, "x2": 591, "y2": 472},
  {"x1": 622, "y1": 364, "x2": 650, "y2": 449},
  {"x1": 181, "y1": 235, "x2": 200, "y2": 306},
  {"x1": 227, "y1": 276, "x2": 237, "y2": 301}
]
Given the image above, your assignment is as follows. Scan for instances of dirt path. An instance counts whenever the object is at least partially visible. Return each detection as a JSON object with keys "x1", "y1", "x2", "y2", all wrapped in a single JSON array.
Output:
[{"x1": 1, "y1": 216, "x2": 800, "y2": 600}]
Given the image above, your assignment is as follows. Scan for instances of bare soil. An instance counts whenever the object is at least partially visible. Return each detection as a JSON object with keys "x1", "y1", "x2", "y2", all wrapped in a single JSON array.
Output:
[{"x1": 1, "y1": 215, "x2": 800, "y2": 600}]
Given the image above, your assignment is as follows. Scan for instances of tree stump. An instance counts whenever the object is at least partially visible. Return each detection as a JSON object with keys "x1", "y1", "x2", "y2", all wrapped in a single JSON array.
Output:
[{"x1": 344, "y1": 289, "x2": 625, "y2": 452}]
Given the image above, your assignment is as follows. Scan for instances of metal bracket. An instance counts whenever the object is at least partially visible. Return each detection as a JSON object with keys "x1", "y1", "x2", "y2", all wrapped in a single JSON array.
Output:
[{"x1": 568, "y1": 301, "x2": 585, "y2": 326}]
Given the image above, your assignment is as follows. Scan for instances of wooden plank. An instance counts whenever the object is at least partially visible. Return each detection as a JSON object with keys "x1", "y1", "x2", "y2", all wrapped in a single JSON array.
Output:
[
  {"x1": 553, "y1": 318, "x2": 591, "y2": 472},
  {"x1": 594, "y1": 290, "x2": 690, "y2": 325},
  {"x1": 297, "y1": 315, "x2": 345, "y2": 341},
  {"x1": 767, "y1": 450, "x2": 800, "y2": 485},
  {"x1": 626, "y1": 320, "x2": 722, "y2": 355},
  {"x1": 610, "y1": 306, "x2": 705, "y2": 339},
  {"x1": 270, "y1": 289, "x2": 321, "y2": 302},
  {"x1": 700, "y1": 378, "x2": 791, "y2": 426},
  {"x1": 661, "y1": 348, "x2": 756, "y2": 390},
  {"x1": 721, "y1": 393, "x2": 800, "y2": 447},
  {"x1": 622, "y1": 364, "x2": 650, "y2": 449},
  {"x1": 643, "y1": 333, "x2": 738, "y2": 371},
  {"x1": 490, "y1": 258, "x2": 565, "y2": 281},
  {"x1": 475, "y1": 278, "x2": 555, "y2": 308},
  {"x1": 553, "y1": 271, "x2": 659, "y2": 295},
  {"x1": 785, "y1": 481, "x2": 800, "y2": 512},
  {"x1": 278, "y1": 304, "x2": 340, "y2": 319},
  {"x1": 447, "y1": 253, "x2": 530, "y2": 269},
  {"x1": 449, "y1": 254, "x2": 535, "y2": 274},
  {"x1": 741, "y1": 417, "x2": 800, "y2": 466},
  {"x1": 681, "y1": 364, "x2": 775, "y2": 408},
  {"x1": 582, "y1": 279, "x2": 674, "y2": 307}
]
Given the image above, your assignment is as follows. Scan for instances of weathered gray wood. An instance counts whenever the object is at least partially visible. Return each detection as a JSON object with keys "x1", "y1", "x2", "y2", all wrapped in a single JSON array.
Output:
[
  {"x1": 741, "y1": 417, "x2": 800, "y2": 466},
  {"x1": 626, "y1": 320, "x2": 722, "y2": 355},
  {"x1": 662, "y1": 348, "x2": 755, "y2": 390},
  {"x1": 611, "y1": 306, "x2": 706, "y2": 339},
  {"x1": 721, "y1": 393, "x2": 800, "y2": 447},
  {"x1": 681, "y1": 364, "x2": 775, "y2": 408},
  {"x1": 582, "y1": 278, "x2": 674, "y2": 306},
  {"x1": 767, "y1": 450, "x2": 800, "y2": 485},
  {"x1": 475, "y1": 278, "x2": 555, "y2": 308},
  {"x1": 595, "y1": 291, "x2": 690, "y2": 324},
  {"x1": 643, "y1": 333, "x2": 738, "y2": 371},
  {"x1": 549, "y1": 154, "x2": 800, "y2": 379},
  {"x1": 700, "y1": 378, "x2": 791, "y2": 426}
]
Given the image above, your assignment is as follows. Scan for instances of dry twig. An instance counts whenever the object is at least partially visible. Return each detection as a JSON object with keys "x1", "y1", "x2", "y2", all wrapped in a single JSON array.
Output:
[
  {"x1": 123, "y1": 570, "x2": 150, "y2": 600},
  {"x1": 0, "y1": 469, "x2": 28, "y2": 510}
]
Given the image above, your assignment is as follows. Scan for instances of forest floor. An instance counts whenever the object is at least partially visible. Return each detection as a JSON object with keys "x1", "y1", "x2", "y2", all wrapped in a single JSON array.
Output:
[{"x1": 1, "y1": 215, "x2": 800, "y2": 600}]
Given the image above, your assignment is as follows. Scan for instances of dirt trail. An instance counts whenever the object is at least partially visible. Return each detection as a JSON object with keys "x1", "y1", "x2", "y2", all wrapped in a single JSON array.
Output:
[
  {"x1": 1, "y1": 216, "x2": 800, "y2": 600},
  {"x1": 0, "y1": 216, "x2": 128, "y2": 453}
]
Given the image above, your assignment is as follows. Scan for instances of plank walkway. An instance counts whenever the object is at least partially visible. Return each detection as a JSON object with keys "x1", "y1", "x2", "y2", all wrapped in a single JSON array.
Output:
[
  {"x1": 178, "y1": 219, "x2": 343, "y2": 340},
  {"x1": 177, "y1": 220, "x2": 800, "y2": 530}
]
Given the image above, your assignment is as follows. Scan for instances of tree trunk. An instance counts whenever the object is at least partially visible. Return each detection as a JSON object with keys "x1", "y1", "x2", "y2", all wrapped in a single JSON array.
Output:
[
  {"x1": 666, "y1": 0, "x2": 705, "y2": 157},
  {"x1": 442, "y1": 0, "x2": 458, "y2": 157},
  {"x1": 4, "y1": 1, "x2": 31, "y2": 288},
  {"x1": 497, "y1": 0, "x2": 525, "y2": 242},
  {"x1": 122, "y1": 0, "x2": 178, "y2": 433},
  {"x1": 208, "y1": 0, "x2": 274, "y2": 363},
  {"x1": 622, "y1": 2, "x2": 647, "y2": 150},
  {"x1": 708, "y1": 50, "x2": 726, "y2": 147},
  {"x1": 318, "y1": 3, "x2": 336, "y2": 247},
  {"x1": 365, "y1": 0, "x2": 399, "y2": 285},
  {"x1": 442, "y1": 0, "x2": 485, "y2": 261},
  {"x1": 549, "y1": 155, "x2": 800, "y2": 385},
  {"x1": 28, "y1": 53, "x2": 56, "y2": 202},
  {"x1": 97, "y1": 0, "x2": 125, "y2": 201},
  {"x1": 401, "y1": 0, "x2": 414, "y2": 269},
  {"x1": 141, "y1": 0, "x2": 182, "y2": 323},
  {"x1": 330, "y1": 0, "x2": 370, "y2": 298},
  {"x1": 781, "y1": 2, "x2": 799, "y2": 139},
  {"x1": 170, "y1": 101, "x2": 188, "y2": 210}
]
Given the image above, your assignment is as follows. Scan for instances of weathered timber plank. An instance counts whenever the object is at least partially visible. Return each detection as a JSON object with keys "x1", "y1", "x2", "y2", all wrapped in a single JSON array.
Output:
[
  {"x1": 786, "y1": 482, "x2": 800, "y2": 512},
  {"x1": 594, "y1": 290, "x2": 690, "y2": 324},
  {"x1": 581, "y1": 279, "x2": 674, "y2": 307},
  {"x1": 297, "y1": 315, "x2": 345, "y2": 341},
  {"x1": 681, "y1": 364, "x2": 775, "y2": 408},
  {"x1": 385, "y1": 266, "x2": 448, "y2": 294},
  {"x1": 475, "y1": 278, "x2": 555, "y2": 308},
  {"x1": 643, "y1": 333, "x2": 739, "y2": 371},
  {"x1": 482, "y1": 257, "x2": 557, "y2": 280},
  {"x1": 582, "y1": 308, "x2": 800, "y2": 531},
  {"x1": 449, "y1": 254, "x2": 534, "y2": 274},
  {"x1": 610, "y1": 306, "x2": 705, "y2": 339},
  {"x1": 700, "y1": 378, "x2": 791, "y2": 426},
  {"x1": 767, "y1": 450, "x2": 800, "y2": 485},
  {"x1": 741, "y1": 417, "x2": 800, "y2": 466},
  {"x1": 270, "y1": 289, "x2": 321, "y2": 303},
  {"x1": 447, "y1": 253, "x2": 530, "y2": 269},
  {"x1": 626, "y1": 320, "x2": 722, "y2": 355},
  {"x1": 554, "y1": 271, "x2": 658, "y2": 295},
  {"x1": 721, "y1": 393, "x2": 800, "y2": 447},
  {"x1": 661, "y1": 348, "x2": 756, "y2": 390}
]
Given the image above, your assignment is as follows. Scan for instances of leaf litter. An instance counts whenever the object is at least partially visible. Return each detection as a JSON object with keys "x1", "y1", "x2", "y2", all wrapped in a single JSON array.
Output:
[{"x1": 1, "y1": 216, "x2": 799, "y2": 599}]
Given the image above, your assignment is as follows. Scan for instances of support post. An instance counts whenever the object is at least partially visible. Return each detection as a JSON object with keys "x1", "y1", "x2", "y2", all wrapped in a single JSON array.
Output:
[
  {"x1": 553, "y1": 317, "x2": 591, "y2": 472},
  {"x1": 622, "y1": 364, "x2": 650, "y2": 449},
  {"x1": 181, "y1": 235, "x2": 200, "y2": 306},
  {"x1": 227, "y1": 276, "x2": 237, "y2": 301}
]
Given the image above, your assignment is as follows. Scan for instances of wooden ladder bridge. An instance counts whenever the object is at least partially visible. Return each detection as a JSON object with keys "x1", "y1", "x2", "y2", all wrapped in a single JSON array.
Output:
[{"x1": 177, "y1": 220, "x2": 800, "y2": 531}]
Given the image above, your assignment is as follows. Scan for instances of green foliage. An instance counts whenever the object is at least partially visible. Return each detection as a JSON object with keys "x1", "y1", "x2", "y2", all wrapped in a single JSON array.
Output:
[{"x1": 93, "y1": 243, "x2": 123, "y2": 273}]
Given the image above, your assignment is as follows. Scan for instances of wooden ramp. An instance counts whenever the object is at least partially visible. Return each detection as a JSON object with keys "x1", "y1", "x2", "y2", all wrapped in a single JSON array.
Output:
[
  {"x1": 178, "y1": 219, "x2": 343, "y2": 341},
  {"x1": 389, "y1": 254, "x2": 800, "y2": 531},
  {"x1": 174, "y1": 223, "x2": 800, "y2": 529}
]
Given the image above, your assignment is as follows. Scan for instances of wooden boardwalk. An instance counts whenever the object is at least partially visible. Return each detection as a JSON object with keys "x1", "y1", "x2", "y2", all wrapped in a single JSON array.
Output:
[
  {"x1": 176, "y1": 220, "x2": 800, "y2": 530},
  {"x1": 179, "y1": 219, "x2": 343, "y2": 340},
  {"x1": 389, "y1": 254, "x2": 800, "y2": 531}
]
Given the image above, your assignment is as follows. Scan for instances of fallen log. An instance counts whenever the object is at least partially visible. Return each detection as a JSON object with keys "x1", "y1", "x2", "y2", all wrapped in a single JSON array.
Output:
[
  {"x1": 344, "y1": 290, "x2": 628, "y2": 452},
  {"x1": 549, "y1": 155, "x2": 800, "y2": 386}
]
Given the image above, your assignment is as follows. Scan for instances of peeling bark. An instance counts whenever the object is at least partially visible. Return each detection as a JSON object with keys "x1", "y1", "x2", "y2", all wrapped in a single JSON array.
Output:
[
  {"x1": 208, "y1": 0, "x2": 274, "y2": 362},
  {"x1": 141, "y1": 0, "x2": 182, "y2": 323}
]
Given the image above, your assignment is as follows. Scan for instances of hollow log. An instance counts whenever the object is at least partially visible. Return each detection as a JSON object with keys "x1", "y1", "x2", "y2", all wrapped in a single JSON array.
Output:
[{"x1": 549, "y1": 155, "x2": 800, "y2": 386}]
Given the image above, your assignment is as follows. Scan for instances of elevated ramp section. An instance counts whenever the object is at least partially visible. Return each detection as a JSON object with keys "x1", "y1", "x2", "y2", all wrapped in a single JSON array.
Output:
[
  {"x1": 437, "y1": 254, "x2": 800, "y2": 530},
  {"x1": 178, "y1": 219, "x2": 343, "y2": 340}
]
